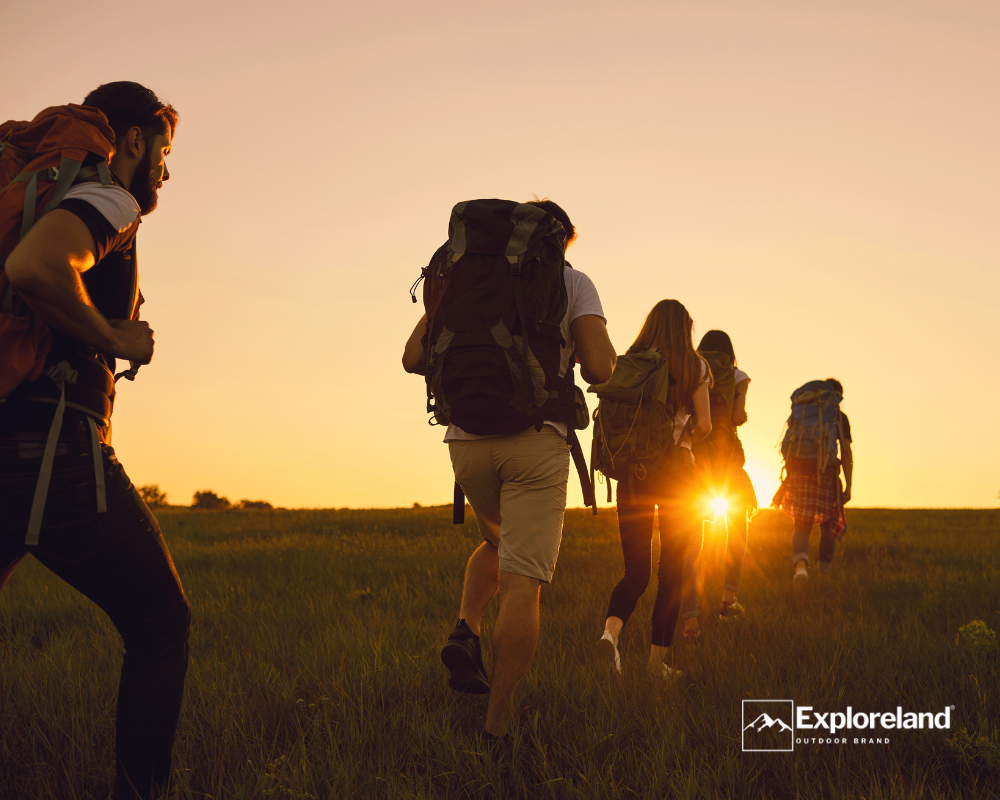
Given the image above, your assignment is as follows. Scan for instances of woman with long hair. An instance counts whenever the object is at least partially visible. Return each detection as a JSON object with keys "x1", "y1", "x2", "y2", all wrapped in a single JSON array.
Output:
[
  {"x1": 680, "y1": 330, "x2": 758, "y2": 641},
  {"x1": 595, "y1": 299, "x2": 711, "y2": 679}
]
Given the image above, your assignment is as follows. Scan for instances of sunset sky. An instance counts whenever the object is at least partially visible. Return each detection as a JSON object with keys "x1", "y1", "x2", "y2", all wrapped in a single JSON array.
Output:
[{"x1": 5, "y1": 0, "x2": 998, "y2": 509}]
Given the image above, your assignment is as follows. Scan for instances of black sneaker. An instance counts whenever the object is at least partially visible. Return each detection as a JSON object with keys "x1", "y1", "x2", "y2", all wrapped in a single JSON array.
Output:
[
  {"x1": 441, "y1": 619, "x2": 490, "y2": 694},
  {"x1": 476, "y1": 729, "x2": 513, "y2": 760}
]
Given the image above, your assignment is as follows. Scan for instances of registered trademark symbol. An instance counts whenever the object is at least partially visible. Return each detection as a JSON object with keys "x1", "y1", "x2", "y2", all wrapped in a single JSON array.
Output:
[{"x1": 950, "y1": 705, "x2": 956, "y2": 710}]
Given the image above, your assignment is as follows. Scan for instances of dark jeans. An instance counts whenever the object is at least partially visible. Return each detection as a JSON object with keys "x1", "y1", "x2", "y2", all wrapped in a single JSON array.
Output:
[
  {"x1": 0, "y1": 435, "x2": 191, "y2": 800},
  {"x1": 606, "y1": 468, "x2": 697, "y2": 648},
  {"x1": 792, "y1": 519, "x2": 836, "y2": 569}
]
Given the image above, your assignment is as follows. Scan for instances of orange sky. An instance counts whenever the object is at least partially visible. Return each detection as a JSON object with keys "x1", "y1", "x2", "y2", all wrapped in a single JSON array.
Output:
[{"x1": 4, "y1": 0, "x2": 998, "y2": 508}]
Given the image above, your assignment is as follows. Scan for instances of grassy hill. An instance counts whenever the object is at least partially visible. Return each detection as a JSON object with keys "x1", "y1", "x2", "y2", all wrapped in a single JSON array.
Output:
[{"x1": 2, "y1": 507, "x2": 998, "y2": 799}]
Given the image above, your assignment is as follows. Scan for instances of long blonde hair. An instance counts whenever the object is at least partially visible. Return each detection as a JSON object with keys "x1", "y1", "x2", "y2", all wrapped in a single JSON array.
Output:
[{"x1": 631, "y1": 299, "x2": 710, "y2": 409}]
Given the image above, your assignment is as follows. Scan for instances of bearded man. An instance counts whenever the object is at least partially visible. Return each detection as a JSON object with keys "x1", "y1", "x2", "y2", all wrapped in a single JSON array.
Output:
[{"x1": 1, "y1": 82, "x2": 190, "y2": 800}]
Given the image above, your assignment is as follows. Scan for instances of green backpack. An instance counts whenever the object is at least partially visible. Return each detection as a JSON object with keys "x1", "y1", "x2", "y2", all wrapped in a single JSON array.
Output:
[
  {"x1": 589, "y1": 349, "x2": 685, "y2": 504},
  {"x1": 692, "y1": 350, "x2": 744, "y2": 472}
]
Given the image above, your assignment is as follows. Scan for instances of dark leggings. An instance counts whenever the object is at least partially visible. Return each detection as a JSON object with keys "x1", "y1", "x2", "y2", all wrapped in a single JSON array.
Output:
[
  {"x1": 607, "y1": 489, "x2": 696, "y2": 648},
  {"x1": 0, "y1": 435, "x2": 191, "y2": 800},
  {"x1": 792, "y1": 519, "x2": 837, "y2": 568}
]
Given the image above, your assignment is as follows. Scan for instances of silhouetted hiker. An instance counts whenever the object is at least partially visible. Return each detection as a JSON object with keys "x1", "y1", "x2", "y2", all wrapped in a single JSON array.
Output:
[
  {"x1": 403, "y1": 199, "x2": 614, "y2": 740},
  {"x1": 0, "y1": 82, "x2": 190, "y2": 800},
  {"x1": 591, "y1": 299, "x2": 711, "y2": 680},
  {"x1": 682, "y1": 329, "x2": 758, "y2": 637},
  {"x1": 773, "y1": 378, "x2": 853, "y2": 582}
]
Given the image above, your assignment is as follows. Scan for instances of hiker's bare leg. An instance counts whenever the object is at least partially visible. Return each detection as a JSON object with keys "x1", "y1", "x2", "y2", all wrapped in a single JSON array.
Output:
[
  {"x1": 458, "y1": 541, "x2": 499, "y2": 637},
  {"x1": 603, "y1": 615, "x2": 624, "y2": 647},
  {"x1": 649, "y1": 643, "x2": 670, "y2": 666},
  {"x1": 485, "y1": 571, "x2": 540, "y2": 735}
]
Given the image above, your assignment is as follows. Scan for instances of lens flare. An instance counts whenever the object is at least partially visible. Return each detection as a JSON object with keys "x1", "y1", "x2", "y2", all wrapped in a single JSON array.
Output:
[{"x1": 711, "y1": 497, "x2": 729, "y2": 515}]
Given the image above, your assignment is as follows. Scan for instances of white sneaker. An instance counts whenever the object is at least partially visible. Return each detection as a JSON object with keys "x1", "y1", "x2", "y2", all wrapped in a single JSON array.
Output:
[
  {"x1": 794, "y1": 564, "x2": 809, "y2": 583},
  {"x1": 595, "y1": 631, "x2": 621, "y2": 674},
  {"x1": 651, "y1": 661, "x2": 683, "y2": 680},
  {"x1": 719, "y1": 599, "x2": 746, "y2": 619}
]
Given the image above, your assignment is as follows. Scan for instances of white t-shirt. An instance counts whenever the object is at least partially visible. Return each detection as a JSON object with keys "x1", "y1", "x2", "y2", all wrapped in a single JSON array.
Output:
[
  {"x1": 734, "y1": 367, "x2": 750, "y2": 386},
  {"x1": 444, "y1": 266, "x2": 605, "y2": 442},
  {"x1": 673, "y1": 359, "x2": 711, "y2": 451}
]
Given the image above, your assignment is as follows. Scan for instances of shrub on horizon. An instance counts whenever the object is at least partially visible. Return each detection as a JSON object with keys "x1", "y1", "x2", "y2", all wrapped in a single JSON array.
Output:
[
  {"x1": 236, "y1": 499, "x2": 273, "y2": 511},
  {"x1": 192, "y1": 490, "x2": 232, "y2": 510},
  {"x1": 138, "y1": 484, "x2": 168, "y2": 507}
]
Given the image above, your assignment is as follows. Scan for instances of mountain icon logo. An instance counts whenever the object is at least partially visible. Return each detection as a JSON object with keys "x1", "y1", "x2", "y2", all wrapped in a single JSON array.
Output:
[
  {"x1": 742, "y1": 700, "x2": 795, "y2": 752},
  {"x1": 744, "y1": 713, "x2": 793, "y2": 733}
]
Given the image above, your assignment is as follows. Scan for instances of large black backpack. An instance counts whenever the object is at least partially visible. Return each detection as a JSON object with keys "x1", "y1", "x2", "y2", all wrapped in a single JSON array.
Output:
[
  {"x1": 411, "y1": 199, "x2": 595, "y2": 516},
  {"x1": 418, "y1": 199, "x2": 569, "y2": 434}
]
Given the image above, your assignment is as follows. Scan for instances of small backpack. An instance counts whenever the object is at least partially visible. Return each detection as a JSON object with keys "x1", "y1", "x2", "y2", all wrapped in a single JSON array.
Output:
[
  {"x1": 780, "y1": 380, "x2": 842, "y2": 476},
  {"x1": 1, "y1": 104, "x2": 116, "y2": 397},
  {"x1": 0, "y1": 104, "x2": 118, "y2": 544},
  {"x1": 589, "y1": 349, "x2": 685, "y2": 504},
  {"x1": 692, "y1": 350, "x2": 744, "y2": 472}
]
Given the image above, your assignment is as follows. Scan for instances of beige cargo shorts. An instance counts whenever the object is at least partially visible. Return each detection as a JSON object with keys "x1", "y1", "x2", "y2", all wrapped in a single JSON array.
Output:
[{"x1": 448, "y1": 425, "x2": 570, "y2": 583}]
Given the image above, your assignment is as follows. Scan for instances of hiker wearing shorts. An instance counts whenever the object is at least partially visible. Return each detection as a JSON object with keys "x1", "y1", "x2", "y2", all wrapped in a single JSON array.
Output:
[
  {"x1": 773, "y1": 378, "x2": 853, "y2": 581},
  {"x1": 0, "y1": 83, "x2": 190, "y2": 800},
  {"x1": 681, "y1": 329, "x2": 758, "y2": 640},
  {"x1": 402, "y1": 199, "x2": 614, "y2": 738},
  {"x1": 594, "y1": 299, "x2": 712, "y2": 680}
]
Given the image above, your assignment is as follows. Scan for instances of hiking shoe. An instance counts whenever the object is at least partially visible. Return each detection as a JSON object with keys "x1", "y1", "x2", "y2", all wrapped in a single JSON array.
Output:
[
  {"x1": 441, "y1": 619, "x2": 490, "y2": 694},
  {"x1": 794, "y1": 564, "x2": 809, "y2": 583},
  {"x1": 719, "y1": 599, "x2": 746, "y2": 619},
  {"x1": 476, "y1": 729, "x2": 513, "y2": 759},
  {"x1": 682, "y1": 627, "x2": 702, "y2": 644},
  {"x1": 595, "y1": 631, "x2": 622, "y2": 674},
  {"x1": 650, "y1": 661, "x2": 683, "y2": 681}
]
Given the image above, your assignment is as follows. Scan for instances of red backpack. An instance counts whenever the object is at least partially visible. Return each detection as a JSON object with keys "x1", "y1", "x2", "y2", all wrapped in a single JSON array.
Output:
[
  {"x1": 0, "y1": 104, "x2": 116, "y2": 398},
  {"x1": 1, "y1": 105, "x2": 118, "y2": 545}
]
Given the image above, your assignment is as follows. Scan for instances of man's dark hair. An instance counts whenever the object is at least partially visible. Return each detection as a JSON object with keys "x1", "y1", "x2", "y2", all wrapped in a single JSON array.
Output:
[
  {"x1": 526, "y1": 197, "x2": 576, "y2": 246},
  {"x1": 83, "y1": 81, "x2": 178, "y2": 146},
  {"x1": 698, "y1": 330, "x2": 737, "y2": 365},
  {"x1": 825, "y1": 377, "x2": 844, "y2": 395}
]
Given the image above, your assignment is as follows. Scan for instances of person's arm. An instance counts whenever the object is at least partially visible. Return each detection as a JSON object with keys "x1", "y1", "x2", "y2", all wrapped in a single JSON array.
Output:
[
  {"x1": 690, "y1": 381, "x2": 712, "y2": 443},
  {"x1": 732, "y1": 378, "x2": 750, "y2": 426},
  {"x1": 839, "y1": 419, "x2": 853, "y2": 503},
  {"x1": 571, "y1": 314, "x2": 616, "y2": 385},
  {"x1": 402, "y1": 314, "x2": 427, "y2": 374},
  {"x1": 5, "y1": 209, "x2": 154, "y2": 363}
]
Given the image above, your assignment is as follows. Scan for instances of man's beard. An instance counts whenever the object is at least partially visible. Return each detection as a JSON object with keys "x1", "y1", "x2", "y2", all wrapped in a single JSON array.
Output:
[{"x1": 129, "y1": 148, "x2": 161, "y2": 216}]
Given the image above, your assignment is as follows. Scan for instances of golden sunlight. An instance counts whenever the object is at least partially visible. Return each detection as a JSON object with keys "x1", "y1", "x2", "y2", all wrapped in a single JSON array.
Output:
[{"x1": 744, "y1": 460, "x2": 779, "y2": 510}]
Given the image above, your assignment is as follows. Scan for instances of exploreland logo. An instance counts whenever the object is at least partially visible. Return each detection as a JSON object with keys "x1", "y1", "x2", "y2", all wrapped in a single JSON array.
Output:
[{"x1": 741, "y1": 700, "x2": 956, "y2": 752}]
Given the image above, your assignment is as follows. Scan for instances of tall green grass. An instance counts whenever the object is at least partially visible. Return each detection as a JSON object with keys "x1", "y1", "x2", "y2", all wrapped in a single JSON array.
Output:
[{"x1": 1, "y1": 507, "x2": 998, "y2": 799}]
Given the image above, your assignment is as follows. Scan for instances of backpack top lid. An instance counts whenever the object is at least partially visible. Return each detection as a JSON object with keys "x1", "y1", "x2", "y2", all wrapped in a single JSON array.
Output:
[
  {"x1": 790, "y1": 379, "x2": 842, "y2": 406},
  {"x1": 589, "y1": 348, "x2": 672, "y2": 406},
  {"x1": 701, "y1": 350, "x2": 735, "y2": 399},
  {"x1": 1, "y1": 105, "x2": 115, "y2": 187},
  {"x1": 447, "y1": 199, "x2": 565, "y2": 259}
]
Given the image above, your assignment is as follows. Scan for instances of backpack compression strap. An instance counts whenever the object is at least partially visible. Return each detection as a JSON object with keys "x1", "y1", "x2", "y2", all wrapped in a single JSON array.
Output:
[
  {"x1": 567, "y1": 428, "x2": 596, "y2": 514},
  {"x1": 452, "y1": 481, "x2": 465, "y2": 525},
  {"x1": 23, "y1": 360, "x2": 108, "y2": 546},
  {"x1": 14, "y1": 158, "x2": 113, "y2": 240},
  {"x1": 504, "y1": 204, "x2": 550, "y2": 412}
]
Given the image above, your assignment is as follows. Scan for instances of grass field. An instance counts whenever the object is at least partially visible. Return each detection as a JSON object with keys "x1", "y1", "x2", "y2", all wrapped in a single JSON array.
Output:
[{"x1": 1, "y1": 505, "x2": 998, "y2": 799}]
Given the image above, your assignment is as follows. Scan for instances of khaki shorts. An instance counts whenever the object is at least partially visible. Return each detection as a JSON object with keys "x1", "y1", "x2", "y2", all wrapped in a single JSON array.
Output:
[{"x1": 448, "y1": 426, "x2": 570, "y2": 583}]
